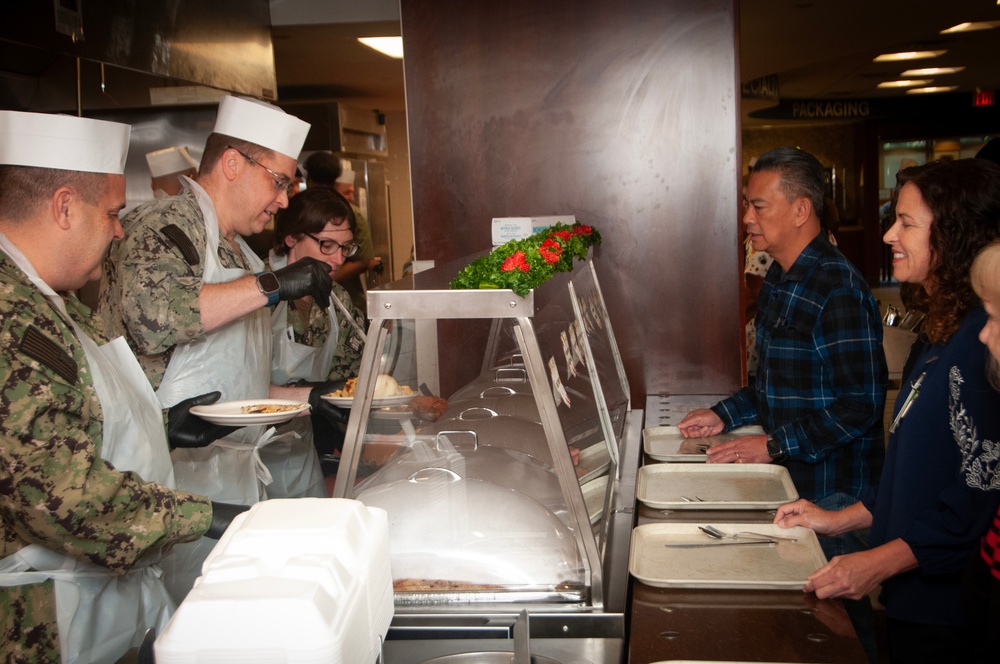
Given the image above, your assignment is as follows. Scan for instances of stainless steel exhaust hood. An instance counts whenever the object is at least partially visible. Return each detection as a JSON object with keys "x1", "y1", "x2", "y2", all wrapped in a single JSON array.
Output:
[{"x1": 0, "y1": 0, "x2": 277, "y2": 111}]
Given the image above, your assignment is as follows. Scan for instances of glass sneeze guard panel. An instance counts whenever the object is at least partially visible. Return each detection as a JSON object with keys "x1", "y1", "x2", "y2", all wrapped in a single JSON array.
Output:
[{"x1": 332, "y1": 252, "x2": 629, "y2": 611}]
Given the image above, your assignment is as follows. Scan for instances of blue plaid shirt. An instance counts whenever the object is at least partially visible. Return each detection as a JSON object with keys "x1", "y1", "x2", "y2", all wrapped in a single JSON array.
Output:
[{"x1": 713, "y1": 234, "x2": 887, "y2": 501}]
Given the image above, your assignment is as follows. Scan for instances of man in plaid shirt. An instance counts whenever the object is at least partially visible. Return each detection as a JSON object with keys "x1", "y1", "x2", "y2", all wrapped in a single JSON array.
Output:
[
  {"x1": 679, "y1": 146, "x2": 887, "y2": 662},
  {"x1": 680, "y1": 146, "x2": 887, "y2": 538}
]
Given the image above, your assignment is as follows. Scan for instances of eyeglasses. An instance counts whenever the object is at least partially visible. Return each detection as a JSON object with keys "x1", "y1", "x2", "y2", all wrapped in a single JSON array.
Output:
[
  {"x1": 228, "y1": 146, "x2": 291, "y2": 193},
  {"x1": 303, "y1": 232, "x2": 359, "y2": 257}
]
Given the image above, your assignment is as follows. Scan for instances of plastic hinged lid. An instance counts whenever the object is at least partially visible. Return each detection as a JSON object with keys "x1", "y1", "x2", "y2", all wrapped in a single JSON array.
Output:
[{"x1": 155, "y1": 498, "x2": 392, "y2": 664}]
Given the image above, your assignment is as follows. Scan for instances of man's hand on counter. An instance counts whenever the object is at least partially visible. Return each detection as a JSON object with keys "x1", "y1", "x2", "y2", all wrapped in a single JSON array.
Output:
[
  {"x1": 676, "y1": 408, "x2": 725, "y2": 438},
  {"x1": 704, "y1": 433, "x2": 769, "y2": 464}
]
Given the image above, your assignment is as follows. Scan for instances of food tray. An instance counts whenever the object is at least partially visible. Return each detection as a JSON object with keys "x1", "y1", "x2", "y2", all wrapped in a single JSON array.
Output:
[
  {"x1": 575, "y1": 441, "x2": 611, "y2": 483},
  {"x1": 643, "y1": 425, "x2": 765, "y2": 462},
  {"x1": 581, "y1": 475, "x2": 609, "y2": 524},
  {"x1": 636, "y1": 464, "x2": 797, "y2": 510},
  {"x1": 629, "y1": 523, "x2": 825, "y2": 589}
]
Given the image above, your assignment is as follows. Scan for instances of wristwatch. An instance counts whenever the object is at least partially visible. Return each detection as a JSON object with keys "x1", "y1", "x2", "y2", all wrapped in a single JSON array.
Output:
[
  {"x1": 255, "y1": 271, "x2": 280, "y2": 307},
  {"x1": 765, "y1": 433, "x2": 786, "y2": 462}
]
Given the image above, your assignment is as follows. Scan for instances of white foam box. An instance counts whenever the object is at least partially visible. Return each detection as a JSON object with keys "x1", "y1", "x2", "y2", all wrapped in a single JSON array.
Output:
[{"x1": 155, "y1": 498, "x2": 392, "y2": 664}]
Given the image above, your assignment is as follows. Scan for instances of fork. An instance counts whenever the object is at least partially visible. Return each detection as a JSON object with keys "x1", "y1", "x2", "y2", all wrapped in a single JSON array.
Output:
[
  {"x1": 680, "y1": 495, "x2": 705, "y2": 502},
  {"x1": 700, "y1": 525, "x2": 798, "y2": 542}
]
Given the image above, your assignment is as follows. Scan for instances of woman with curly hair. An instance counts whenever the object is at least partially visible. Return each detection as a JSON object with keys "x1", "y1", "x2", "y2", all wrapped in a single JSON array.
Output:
[{"x1": 774, "y1": 158, "x2": 1000, "y2": 662}]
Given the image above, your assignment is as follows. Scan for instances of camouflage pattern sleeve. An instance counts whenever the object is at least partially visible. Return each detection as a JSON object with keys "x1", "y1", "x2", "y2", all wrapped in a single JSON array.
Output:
[
  {"x1": 99, "y1": 191, "x2": 207, "y2": 388},
  {"x1": 327, "y1": 282, "x2": 366, "y2": 381},
  {"x1": 351, "y1": 205, "x2": 376, "y2": 262},
  {"x1": 1, "y1": 581, "x2": 59, "y2": 663},
  {"x1": 1, "y1": 257, "x2": 213, "y2": 570}
]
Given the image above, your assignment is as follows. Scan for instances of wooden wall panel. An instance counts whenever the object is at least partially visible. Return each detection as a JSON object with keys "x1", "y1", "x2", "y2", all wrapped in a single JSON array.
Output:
[{"x1": 401, "y1": 0, "x2": 742, "y2": 403}]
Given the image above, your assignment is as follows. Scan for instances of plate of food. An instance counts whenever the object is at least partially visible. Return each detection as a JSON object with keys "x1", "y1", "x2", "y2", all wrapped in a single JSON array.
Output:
[
  {"x1": 321, "y1": 374, "x2": 416, "y2": 407},
  {"x1": 189, "y1": 399, "x2": 310, "y2": 426}
]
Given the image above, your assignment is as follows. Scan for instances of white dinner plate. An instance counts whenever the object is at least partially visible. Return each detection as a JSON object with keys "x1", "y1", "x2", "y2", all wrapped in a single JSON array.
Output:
[
  {"x1": 189, "y1": 399, "x2": 310, "y2": 426},
  {"x1": 321, "y1": 394, "x2": 415, "y2": 408}
]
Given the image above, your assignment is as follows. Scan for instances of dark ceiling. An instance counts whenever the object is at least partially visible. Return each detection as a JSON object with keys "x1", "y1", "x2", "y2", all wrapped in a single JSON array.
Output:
[{"x1": 270, "y1": 0, "x2": 1000, "y2": 122}]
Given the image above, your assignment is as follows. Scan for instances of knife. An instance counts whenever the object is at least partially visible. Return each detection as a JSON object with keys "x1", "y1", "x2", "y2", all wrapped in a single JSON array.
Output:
[{"x1": 664, "y1": 540, "x2": 776, "y2": 548}]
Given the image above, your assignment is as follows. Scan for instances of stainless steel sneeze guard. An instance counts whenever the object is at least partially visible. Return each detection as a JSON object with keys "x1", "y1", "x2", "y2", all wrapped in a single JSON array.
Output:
[{"x1": 333, "y1": 253, "x2": 637, "y2": 659}]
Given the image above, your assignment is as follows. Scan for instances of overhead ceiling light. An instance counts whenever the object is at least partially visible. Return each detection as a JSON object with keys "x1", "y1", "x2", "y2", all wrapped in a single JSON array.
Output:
[
  {"x1": 358, "y1": 36, "x2": 403, "y2": 59},
  {"x1": 901, "y1": 66, "x2": 965, "y2": 76},
  {"x1": 878, "y1": 79, "x2": 931, "y2": 88},
  {"x1": 906, "y1": 86, "x2": 959, "y2": 94},
  {"x1": 940, "y1": 21, "x2": 1000, "y2": 34},
  {"x1": 873, "y1": 50, "x2": 946, "y2": 62}
]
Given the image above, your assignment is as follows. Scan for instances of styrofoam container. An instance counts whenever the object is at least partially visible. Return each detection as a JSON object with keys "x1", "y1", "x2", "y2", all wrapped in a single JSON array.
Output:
[
  {"x1": 155, "y1": 499, "x2": 392, "y2": 664},
  {"x1": 155, "y1": 574, "x2": 367, "y2": 664}
]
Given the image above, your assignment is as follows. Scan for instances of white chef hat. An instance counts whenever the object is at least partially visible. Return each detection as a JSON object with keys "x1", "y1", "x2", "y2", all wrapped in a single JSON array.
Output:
[
  {"x1": 0, "y1": 110, "x2": 130, "y2": 174},
  {"x1": 146, "y1": 146, "x2": 198, "y2": 177},
  {"x1": 336, "y1": 158, "x2": 355, "y2": 184},
  {"x1": 212, "y1": 95, "x2": 310, "y2": 160}
]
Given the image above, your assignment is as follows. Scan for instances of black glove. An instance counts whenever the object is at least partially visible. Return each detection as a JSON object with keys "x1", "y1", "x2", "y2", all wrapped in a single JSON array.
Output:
[
  {"x1": 166, "y1": 391, "x2": 239, "y2": 450},
  {"x1": 274, "y1": 257, "x2": 333, "y2": 310},
  {"x1": 307, "y1": 380, "x2": 350, "y2": 427},
  {"x1": 206, "y1": 501, "x2": 251, "y2": 539}
]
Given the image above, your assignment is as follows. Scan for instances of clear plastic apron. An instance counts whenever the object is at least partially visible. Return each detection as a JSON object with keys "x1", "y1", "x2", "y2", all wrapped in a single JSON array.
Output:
[
  {"x1": 0, "y1": 232, "x2": 176, "y2": 664},
  {"x1": 269, "y1": 251, "x2": 340, "y2": 385},
  {"x1": 151, "y1": 180, "x2": 310, "y2": 602}
]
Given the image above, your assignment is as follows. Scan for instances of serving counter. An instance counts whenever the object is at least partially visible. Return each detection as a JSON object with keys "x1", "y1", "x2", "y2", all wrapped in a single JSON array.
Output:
[
  {"x1": 627, "y1": 396, "x2": 869, "y2": 664},
  {"x1": 319, "y1": 253, "x2": 867, "y2": 663}
]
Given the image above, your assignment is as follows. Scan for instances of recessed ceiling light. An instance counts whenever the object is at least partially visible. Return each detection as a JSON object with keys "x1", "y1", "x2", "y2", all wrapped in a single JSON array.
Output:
[
  {"x1": 358, "y1": 36, "x2": 403, "y2": 59},
  {"x1": 940, "y1": 21, "x2": 1000, "y2": 34},
  {"x1": 873, "y1": 50, "x2": 947, "y2": 62},
  {"x1": 906, "y1": 86, "x2": 958, "y2": 94},
  {"x1": 879, "y1": 79, "x2": 932, "y2": 88},
  {"x1": 901, "y1": 66, "x2": 965, "y2": 76}
]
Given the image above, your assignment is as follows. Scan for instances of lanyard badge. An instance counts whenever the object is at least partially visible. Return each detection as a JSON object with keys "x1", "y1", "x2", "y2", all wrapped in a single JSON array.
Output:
[{"x1": 889, "y1": 371, "x2": 926, "y2": 434}]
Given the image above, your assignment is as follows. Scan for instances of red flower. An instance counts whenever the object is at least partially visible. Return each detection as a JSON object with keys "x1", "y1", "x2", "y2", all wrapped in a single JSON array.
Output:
[
  {"x1": 501, "y1": 250, "x2": 531, "y2": 273},
  {"x1": 538, "y1": 238, "x2": 562, "y2": 264},
  {"x1": 550, "y1": 230, "x2": 572, "y2": 242},
  {"x1": 574, "y1": 225, "x2": 593, "y2": 236}
]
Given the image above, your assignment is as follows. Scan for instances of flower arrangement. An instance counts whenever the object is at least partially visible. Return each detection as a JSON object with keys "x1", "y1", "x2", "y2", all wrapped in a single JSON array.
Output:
[{"x1": 450, "y1": 222, "x2": 601, "y2": 296}]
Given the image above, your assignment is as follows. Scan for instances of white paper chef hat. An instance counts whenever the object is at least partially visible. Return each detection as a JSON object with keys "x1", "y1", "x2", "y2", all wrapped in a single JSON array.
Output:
[
  {"x1": 213, "y1": 95, "x2": 310, "y2": 160},
  {"x1": 336, "y1": 158, "x2": 355, "y2": 184},
  {"x1": 0, "y1": 110, "x2": 130, "y2": 174},
  {"x1": 146, "y1": 146, "x2": 198, "y2": 177}
]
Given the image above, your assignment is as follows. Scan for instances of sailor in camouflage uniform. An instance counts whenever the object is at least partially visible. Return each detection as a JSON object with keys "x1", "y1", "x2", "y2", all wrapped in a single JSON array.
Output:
[
  {"x1": 98, "y1": 96, "x2": 349, "y2": 600},
  {"x1": 0, "y1": 111, "x2": 247, "y2": 663}
]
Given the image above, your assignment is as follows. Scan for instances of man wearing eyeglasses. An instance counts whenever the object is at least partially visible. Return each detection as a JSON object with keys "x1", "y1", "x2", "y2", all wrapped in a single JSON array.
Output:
[{"x1": 99, "y1": 95, "x2": 347, "y2": 603}]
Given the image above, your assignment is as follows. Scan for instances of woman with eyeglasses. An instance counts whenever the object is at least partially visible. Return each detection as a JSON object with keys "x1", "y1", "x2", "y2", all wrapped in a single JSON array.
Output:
[
  {"x1": 271, "y1": 187, "x2": 366, "y2": 384},
  {"x1": 259, "y1": 186, "x2": 368, "y2": 497}
]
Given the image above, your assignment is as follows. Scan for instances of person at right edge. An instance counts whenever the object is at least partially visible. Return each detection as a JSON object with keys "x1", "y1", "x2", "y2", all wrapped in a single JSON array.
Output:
[
  {"x1": 0, "y1": 110, "x2": 247, "y2": 663},
  {"x1": 775, "y1": 158, "x2": 1000, "y2": 663},
  {"x1": 678, "y1": 146, "x2": 887, "y2": 662}
]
